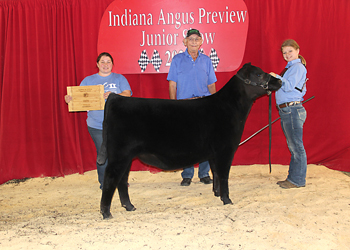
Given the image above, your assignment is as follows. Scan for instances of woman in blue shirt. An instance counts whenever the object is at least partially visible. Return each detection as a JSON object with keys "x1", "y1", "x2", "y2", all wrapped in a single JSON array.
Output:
[
  {"x1": 65, "y1": 52, "x2": 132, "y2": 189},
  {"x1": 270, "y1": 39, "x2": 307, "y2": 189}
]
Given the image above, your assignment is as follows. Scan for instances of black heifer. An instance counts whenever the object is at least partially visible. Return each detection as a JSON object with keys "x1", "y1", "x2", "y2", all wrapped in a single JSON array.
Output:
[{"x1": 97, "y1": 63, "x2": 281, "y2": 219}]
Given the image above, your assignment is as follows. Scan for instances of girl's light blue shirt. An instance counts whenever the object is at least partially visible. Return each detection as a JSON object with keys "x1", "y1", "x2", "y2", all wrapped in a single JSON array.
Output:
[{"x1": 275, "y1": 59, "x2": 307, "y2": 105}]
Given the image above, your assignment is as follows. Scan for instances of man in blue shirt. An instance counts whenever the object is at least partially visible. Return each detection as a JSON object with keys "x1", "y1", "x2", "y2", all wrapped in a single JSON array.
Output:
[{"x1": 167, "y1": 29, "x2": 217, "y2": 186}]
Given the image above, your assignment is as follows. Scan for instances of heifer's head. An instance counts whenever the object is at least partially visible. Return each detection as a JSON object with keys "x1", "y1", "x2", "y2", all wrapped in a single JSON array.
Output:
[{"x1": 236, "y1": 63, "x2": 282, "y2": 96}]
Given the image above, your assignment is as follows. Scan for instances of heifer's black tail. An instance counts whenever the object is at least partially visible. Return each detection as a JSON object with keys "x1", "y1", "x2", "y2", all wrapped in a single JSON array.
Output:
[
  {"x1": 97, "y1": 138, "x2": 107, "y2": 165},
  {"x1": 96, "y1": 97, "x2": 110, "y2": 165}
]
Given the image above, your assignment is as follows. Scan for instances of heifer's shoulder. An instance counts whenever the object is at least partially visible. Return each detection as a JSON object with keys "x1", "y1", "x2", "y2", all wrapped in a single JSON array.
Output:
[
  {"x1": 212, "y1": 75, "x2": 255, "y2": 117},
  {"x1": 214, "y1": 76, "x2": 245, "y2": 102}
]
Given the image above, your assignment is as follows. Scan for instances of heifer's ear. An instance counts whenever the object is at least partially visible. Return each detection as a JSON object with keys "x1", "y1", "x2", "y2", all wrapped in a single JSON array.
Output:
[
  {"x1": 243, "y1": 62, "x2": 251, "y2": 68},
  {"x1": 238, "y1": 64, "x2": 249, "y2": 78}
]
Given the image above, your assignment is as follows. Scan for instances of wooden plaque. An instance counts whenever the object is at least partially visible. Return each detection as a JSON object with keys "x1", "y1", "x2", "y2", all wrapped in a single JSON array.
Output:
[{"x1": 67, "y1": 85, "x2": 105, "y2": 112}]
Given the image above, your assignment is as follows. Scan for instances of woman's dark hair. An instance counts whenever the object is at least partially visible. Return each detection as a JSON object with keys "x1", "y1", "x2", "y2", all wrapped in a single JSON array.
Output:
[{"x1": 97, "y1": 52, "x2": 114, "y2": 64}]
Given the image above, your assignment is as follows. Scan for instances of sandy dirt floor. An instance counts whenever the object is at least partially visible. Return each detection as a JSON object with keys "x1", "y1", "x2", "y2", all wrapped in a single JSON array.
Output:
[{"x1": 0, "y1": 164, "x2": 350, "y2": 250}]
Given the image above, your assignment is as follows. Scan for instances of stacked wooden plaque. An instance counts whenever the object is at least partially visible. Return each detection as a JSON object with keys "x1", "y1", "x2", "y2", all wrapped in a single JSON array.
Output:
[{"x1": 67, "y1": 85, "x2": 105, "y2": 112}]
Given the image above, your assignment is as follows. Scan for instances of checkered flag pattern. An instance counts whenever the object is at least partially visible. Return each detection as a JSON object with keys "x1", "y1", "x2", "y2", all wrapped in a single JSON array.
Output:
[
  {"x1": 138, "y1": 50, "x2": 150, "y2": 72},
  {"x1": 138, "y1": 49, "x2": 219, "y2": 72},
  {"x1": 150, "y1": 50, "x2": 162, "y2": 72},
  {"x1": 138, "y1": 50, "x2": 163, "y2": 72},
  {"x1": 209, "y1": 48, "x2": 220, "y2": 71}
]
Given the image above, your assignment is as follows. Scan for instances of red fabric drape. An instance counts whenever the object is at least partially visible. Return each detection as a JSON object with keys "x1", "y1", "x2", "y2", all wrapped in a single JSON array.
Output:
[{"x1": 1, "y1": 0, "x2": 349, "y2": 184}]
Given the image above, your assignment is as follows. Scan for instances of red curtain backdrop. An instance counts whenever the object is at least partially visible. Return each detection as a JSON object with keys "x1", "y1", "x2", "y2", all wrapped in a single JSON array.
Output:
[{"x1": 0, "y1": 0, "x2": 349, "y2": 184}]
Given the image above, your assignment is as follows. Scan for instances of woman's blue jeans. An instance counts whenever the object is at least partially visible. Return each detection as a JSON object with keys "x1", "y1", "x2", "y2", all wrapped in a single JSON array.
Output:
[
  {"x1": 181, "y1": 161, "x2": 211, "y2": 179},
  {"x1": 279, "y1": 104, "x2": 307, "y2": 186},
  {"x1": 87, "y1": 126, "x2": 107, "y2": 189}
]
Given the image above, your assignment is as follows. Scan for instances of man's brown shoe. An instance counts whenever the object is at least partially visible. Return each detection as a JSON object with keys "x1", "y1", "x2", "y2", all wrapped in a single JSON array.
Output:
[
  {"x1": 276, "y1": 180, "x2": 286, "y2": 185},
  {"x1": 277, "y1": 180, "x2": 304, "y2": 189}
]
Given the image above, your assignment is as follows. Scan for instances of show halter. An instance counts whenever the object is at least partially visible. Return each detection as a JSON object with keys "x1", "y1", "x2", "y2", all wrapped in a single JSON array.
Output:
[{"x1": 235, "y1": 73, "x2": 271, "y2": 93}]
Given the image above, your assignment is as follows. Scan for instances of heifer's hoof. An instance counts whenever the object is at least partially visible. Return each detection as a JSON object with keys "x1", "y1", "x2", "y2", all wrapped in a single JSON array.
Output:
[
  {"x1": 214, "y1": 191, "x2": 220, "y2": 197},
  {"x1": 100, "y1": 205, "x2": 113, "y2": 219},
  {"x1": 123, "y1": 204, "x2": 136, "y2": 211},
  {"x1": 222, "y1": 198, "x2": 233, "y2": 205},
  {"x1": 102, "y1": 212, "x2": 113, "y2": 220}
]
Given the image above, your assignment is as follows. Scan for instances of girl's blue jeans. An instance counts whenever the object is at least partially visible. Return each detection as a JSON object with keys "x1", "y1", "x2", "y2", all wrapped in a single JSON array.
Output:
[{"x1": 279, "y1": 104, "x2": 307, "y2": 186}]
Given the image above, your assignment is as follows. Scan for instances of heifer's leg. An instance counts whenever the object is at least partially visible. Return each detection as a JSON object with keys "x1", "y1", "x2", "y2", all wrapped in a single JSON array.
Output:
[
  {"x1": 117, "y1": 163, "x2": 135, "y2": 212},
  {"x1": 208, "y1": 159, "x2": 220, "y2": 197},
  {"x1": 212, "y1": 155, "x2": 233, "y2": 205},
  {"x1": 100, "y1": 164, "x2": 118, "y2": 219},
  {"x1": 100, "y1": 159, "x2": 134, "y2": 219}
]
